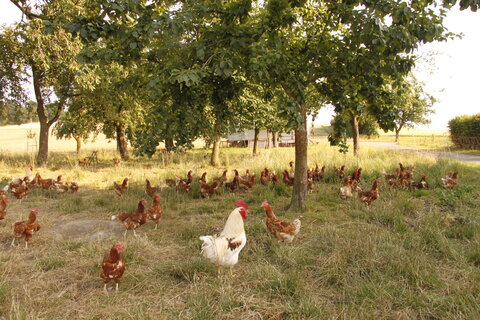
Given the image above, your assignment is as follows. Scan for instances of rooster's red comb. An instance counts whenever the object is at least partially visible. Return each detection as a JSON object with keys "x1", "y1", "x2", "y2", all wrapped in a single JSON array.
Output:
[{"x1": 235, "y1": 201, "x2": 249, "y2": 210}]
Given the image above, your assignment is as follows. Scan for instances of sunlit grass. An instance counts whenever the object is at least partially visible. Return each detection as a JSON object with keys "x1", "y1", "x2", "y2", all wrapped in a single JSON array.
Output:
[{"x1": 0, "y1": 142, "x2": 479, "y2": 319}]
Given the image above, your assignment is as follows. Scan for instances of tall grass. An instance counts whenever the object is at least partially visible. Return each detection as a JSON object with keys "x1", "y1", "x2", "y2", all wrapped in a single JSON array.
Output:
[{"x1": 0, "y1": 142, "x2": 479, "y2": 319}]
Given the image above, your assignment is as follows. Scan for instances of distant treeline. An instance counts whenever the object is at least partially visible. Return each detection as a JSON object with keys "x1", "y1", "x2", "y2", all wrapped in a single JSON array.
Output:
[
  {"x1": 448, "y1": 113, "x2": 480, "y2": 149},
  {"x1": 0, "y1": 101, "x2": 38, "y2": 126}
]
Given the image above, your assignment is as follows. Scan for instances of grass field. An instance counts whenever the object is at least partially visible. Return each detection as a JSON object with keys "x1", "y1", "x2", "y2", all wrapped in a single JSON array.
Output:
[{"x1": 1, "y1": 140, "x2": 480, "y2": 319}]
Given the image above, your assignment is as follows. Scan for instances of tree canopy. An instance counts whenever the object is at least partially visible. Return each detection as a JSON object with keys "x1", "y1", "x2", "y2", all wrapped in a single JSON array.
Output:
[{"x1": 1, "y1": 0, "x2": 478, "y2": 207}]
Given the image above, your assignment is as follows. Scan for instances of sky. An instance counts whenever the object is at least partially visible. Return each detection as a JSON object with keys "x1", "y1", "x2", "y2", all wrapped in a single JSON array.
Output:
[{"x1": 1, "y1": 2, "x2": 479, "y2": 130}]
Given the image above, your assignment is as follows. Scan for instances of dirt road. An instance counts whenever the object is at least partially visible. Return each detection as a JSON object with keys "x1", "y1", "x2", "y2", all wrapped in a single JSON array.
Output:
[{"x1": 362, "y1": 141, "x2": 480, "y2": 165}]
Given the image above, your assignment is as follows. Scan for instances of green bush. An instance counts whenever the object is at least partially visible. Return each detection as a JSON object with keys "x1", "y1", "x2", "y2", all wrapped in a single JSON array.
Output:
[{"x1": 448, "y1": 113, "x2": 480, "y2": 148}]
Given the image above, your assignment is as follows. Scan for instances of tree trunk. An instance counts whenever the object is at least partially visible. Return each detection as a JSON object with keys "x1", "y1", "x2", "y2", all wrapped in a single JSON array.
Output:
[
  {"x1": 394, "y1": 126, "x2": 402, "y2": 142},
  {"x1": 266, "y1": 130, "x2": 271, "y2": 149},
  {"x1": 289, "y1": 103, "x2": 308, "y2": 211},
  {"x1": 210, "y1": 123, "x2": 220, "y2": 166},
  {"x1": 272, "y1": 132, "x2": 278, "y2": 148},
  {"x1": 74, "y1": 135, "x2": 81, "y2": 155},
  {"x1": 116, "y1": 124, "x2": 130, "y2": 160},
  {"x1": 253, "y1": 125, "x2": 260, "y2": 155},
  {"x1": 351, "y1": 114, "x2": 360, "y2": 157},
  {"x1": 165, "y1": 137, "x2": 174, "y2": 152},
  {"x1": 32, "y1": 64, "x2": 49, "y2": 166},
  {"x1": 37, "y1": 122, "x2": 49, "y2": 166},
  {"x1": 211, "y1": 138, "x2": 220, "y2": 166},
  {"x1": 31, "y1": 63, "x2": 67, "y2": 166}
]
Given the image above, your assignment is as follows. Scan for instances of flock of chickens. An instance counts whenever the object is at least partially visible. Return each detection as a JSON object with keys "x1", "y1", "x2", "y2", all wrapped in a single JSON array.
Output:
[{"x1": 0, "y1": 161, "x2": 459, "y2": 292}]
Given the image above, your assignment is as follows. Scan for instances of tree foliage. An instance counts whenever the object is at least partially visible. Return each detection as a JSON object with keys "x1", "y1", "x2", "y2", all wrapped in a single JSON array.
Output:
[{"x1": 390, "y1": 76, "x2": 435, "y2": 141}]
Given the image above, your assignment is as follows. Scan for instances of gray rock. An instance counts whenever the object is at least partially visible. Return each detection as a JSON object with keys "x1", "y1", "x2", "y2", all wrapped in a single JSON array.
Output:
[{"x1": 49, "y1": 220, "x2": 124, "y2": 242}]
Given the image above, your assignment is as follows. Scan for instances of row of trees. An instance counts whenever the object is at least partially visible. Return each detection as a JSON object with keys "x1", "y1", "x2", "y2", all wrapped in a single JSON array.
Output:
[{"x1": 1, "y1": 0, "x2": 478, "y2": 210}]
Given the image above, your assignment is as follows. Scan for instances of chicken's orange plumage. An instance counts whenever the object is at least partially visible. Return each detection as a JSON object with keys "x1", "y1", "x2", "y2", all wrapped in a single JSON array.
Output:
[
  {"x1": 112, "y1": 198, "x2": 147, "y2": 237},
  {"x1": 0, "y1": 195, "x2": 7, "y2": 221},
  {"x1": 145, "y1": 179, "x2": 159, "y2": 197},
  {"x1": 358, "y1": 178, "x2": 381, "y2": 206},
  {"x1": 147, "y1": 194, "x2": 163, "y2": 230},
  {"x1": 261, "y1": 201, "x2": 301, "y2": 243},
  {"x1": 114, "y1": 178, "x2": 129, "y2": 196},
  {"x1": 100, "y1": 241, "x2": 126, "y2": 292},
  {"x1": 11, "y1": 208, "x2": 41, "y2": 248}
]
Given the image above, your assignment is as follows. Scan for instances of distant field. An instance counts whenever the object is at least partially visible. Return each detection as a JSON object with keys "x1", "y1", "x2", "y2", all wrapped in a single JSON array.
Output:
[
  {"x1": 0, "y1": 123, "x2": 117, "y2": 154},
  {"x1": 312, "y1": 125, "x2": 460, "y2": 151},
  {"x1": 0, "y1": 123, "x2": 207, "y2": 156}
]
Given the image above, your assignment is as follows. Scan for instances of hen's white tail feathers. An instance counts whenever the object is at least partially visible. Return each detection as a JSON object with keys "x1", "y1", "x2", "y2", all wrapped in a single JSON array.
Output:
[
  {"x1": 111, "y1": 215, "x2": 117, "y2": 220},
  {"x1": 3, "y1": 185, "x2": 9, "y2": 192},
  {"x1": 199, "y1": 235, "x2": 228, "y2": 265},
  {"x1": 293, "y1": 219, "x2": 301, "y2": 236}
]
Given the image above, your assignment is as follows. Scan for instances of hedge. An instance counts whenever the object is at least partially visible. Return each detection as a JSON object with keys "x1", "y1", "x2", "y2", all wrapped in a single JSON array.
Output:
[{"x1": 448, "y1": 113, "x2": 480, "y2": 149}]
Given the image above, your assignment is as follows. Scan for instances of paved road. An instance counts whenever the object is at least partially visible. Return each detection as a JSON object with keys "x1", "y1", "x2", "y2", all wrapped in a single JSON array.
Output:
[{"x1": 361, "y1": 141, "x2": 480, "y2": 165}]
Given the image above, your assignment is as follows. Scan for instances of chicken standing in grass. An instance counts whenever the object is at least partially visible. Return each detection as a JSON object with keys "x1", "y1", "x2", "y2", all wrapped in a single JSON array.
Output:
[
  {"x1": 313, "y1": 164, "x2": 325, "y2": 182},
  {"x1": 200, "y1": 180, "x2": 221, "y2": 198},
  {"x1": 442, "y1": 171, "x2": 459, "y2": 189},
  {"x1": 70, "y1": 181, "x2": 79, "y2": 193},
  {"x1": 282, "y1": 170, "x2": 294, "y2": 186},
  {"x1": 261, "y1": 201, "x2": 301, "y2": 243},
  {"x1": 411, "y1": 174, "x2": 428, "y2": 190},
  {"x1": 112, "y1": 199, "x2": 148, "y2": 237},
  {"x1": 11, "y1": 208, "x2": 41, "y2": 248},
  {"x1": 114, "y1": 178, "x2": 129, "y2": 196},
  {"x1": 10, "y1": 182, "x2": 28, "y2": 199},
  {"x1": 0, "y1": 195, "x2": 7, "y2": 222},
  {"x1": 100, "y1": 241, "x2": 126, "y2": 292},
  {"x1": 147, "y1": 194, "x2": 163, "y2": 230},
  {"x1": 199, "y1": 201, "x2": 248, "y2": 276},
  {"x1": 340, "y1": 176, "x2": 353, "y2": 200},
  {"x1": 358, "y1": 178, "x2": 381, "y2": 206},
  {"x1": 145, "y1": 179, "x2": 160, "y2": 197}
]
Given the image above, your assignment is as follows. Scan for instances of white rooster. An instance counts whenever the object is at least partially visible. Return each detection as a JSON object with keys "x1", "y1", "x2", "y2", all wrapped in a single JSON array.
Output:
[{"x1": 199, "y1": 201, "x2": 248, "y2": 276}]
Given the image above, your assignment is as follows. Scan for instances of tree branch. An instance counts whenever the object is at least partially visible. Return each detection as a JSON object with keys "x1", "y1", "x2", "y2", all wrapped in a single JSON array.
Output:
[{"x1": 9, "y1": 0, "x2": 45, "y2": 20}]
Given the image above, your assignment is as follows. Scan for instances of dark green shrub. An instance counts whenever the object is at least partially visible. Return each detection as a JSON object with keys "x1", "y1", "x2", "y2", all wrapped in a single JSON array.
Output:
[{"x1": 448, "y1": 113, "x2": 480, "y2": 148}]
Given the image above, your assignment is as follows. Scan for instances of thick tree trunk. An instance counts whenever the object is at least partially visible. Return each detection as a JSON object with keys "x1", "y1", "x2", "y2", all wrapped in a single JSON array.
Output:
[
  {"x1": 37, "y1": 122, "x2": 50, "y2": 166},
  {"x1": 74, "y1": 135, "x2": 81, "y2": 155},
  {"x1": 116, "y1": 124, "x2": 130, "y2": 160},
  {"x1": 253, "y1": 125, "x2": 260, "y2": 155},
  {"x1": 272, "y1": 132, "x2": 278, "y2": 148},
  {"x1": 351, "y1": 114, "x2": 360, "y2": 157},
  {"x1": 289, "y1": 103, "x2": 308, "y2": 211}
]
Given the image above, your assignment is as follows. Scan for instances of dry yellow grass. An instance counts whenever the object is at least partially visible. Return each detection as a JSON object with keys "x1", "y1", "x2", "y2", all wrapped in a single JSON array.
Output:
[
  {"x1": 0, "y1": 123, "x2": 117, "y2": 154},
  {"x1": 0, "y1": 130, "x2": 479, "y2": 319}
]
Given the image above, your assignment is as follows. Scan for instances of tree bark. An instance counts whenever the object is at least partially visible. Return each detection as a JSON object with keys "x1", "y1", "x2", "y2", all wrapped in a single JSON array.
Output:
[
  {"x1": 351, "y1": 114, "x2": 360, "y2": 157},
  {"x1": 211, "y1": 138, "x2": 220, "y2": 166},
  {"x1": 395, "y1": 128, "x2": 400, "y2": 142},
  {"x1": 272, "y1": 132, "x2": 278, "y2": 148},
  {"x1": 266, "y1": 130, "x2": 271, "y2": 149},
  {"x1": 116, "y1": 124, "x2": 130, "y2": 160},
  {"x1": 165, "y1": 137, "x2": 174, "y2": 152},
  {"x1": 32, "y1": 65, "x2": 49, "y2": 166},
  {"x1": 210, "y1": 123, "x2": 220, "y2": 166},
  {"x1": 252, "y1": 125, "x2": 260, "y2": 155},
  {"x1": 74, "y1": 135, "x2": 81, "y2": 154},
  {"x1": 37, "y1": 122, "x2": 49, "y2": 166},
  {"x1": 31, "y1": 64, "x2": 64, "y2": 166},
  {"x1": 289, "y1": 103, "x2": 308, "y2": 211}
]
